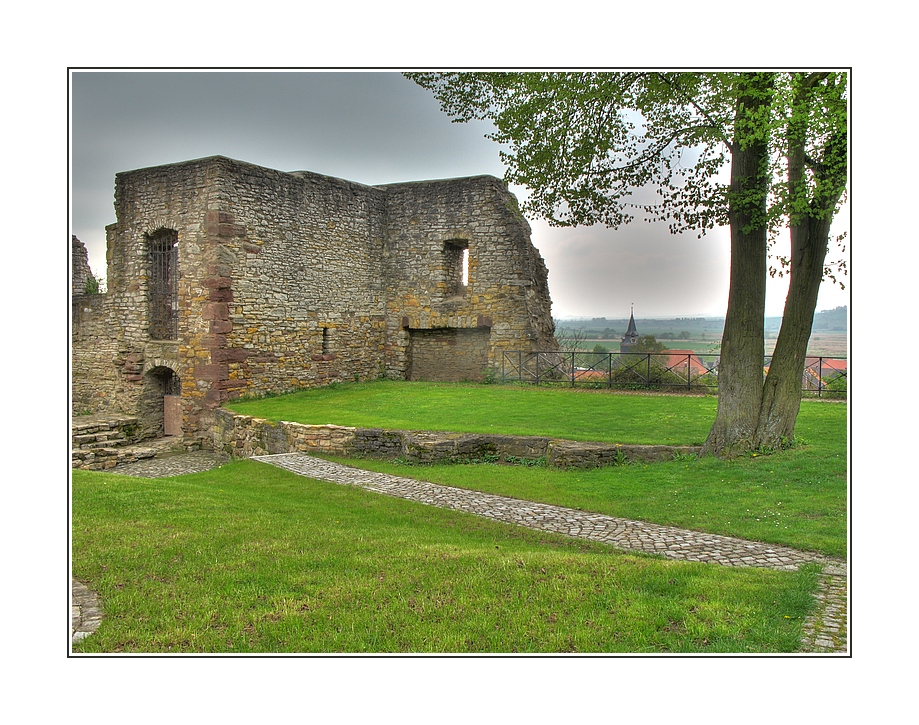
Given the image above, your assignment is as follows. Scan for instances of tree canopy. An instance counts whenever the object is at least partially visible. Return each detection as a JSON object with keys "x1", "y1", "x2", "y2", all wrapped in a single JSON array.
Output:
[
  {"x1": 409, "y1": 72, "x2": 845, "y2": 270},
  {"x1": 408, "y1": 71, "x2": 848, "y2": 457}
]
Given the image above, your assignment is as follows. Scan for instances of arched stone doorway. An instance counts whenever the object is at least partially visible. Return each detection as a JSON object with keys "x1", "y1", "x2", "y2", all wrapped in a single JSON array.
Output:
[{"x1": 140, "y1": 366, "x2": 182, "y2": 438}]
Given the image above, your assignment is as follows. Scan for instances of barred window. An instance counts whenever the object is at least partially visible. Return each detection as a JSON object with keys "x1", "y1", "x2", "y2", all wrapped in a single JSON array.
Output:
[{"x1": 149, "y1": 229, "x2": 179, "y2": 340}]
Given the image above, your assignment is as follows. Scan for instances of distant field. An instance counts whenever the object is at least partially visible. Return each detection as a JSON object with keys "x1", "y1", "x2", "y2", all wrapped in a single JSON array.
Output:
[
  {"x1": 794, "y1": 332, "x2": 848, "y2": 358},
  {"x1": 569, "y1": 332, "x2": 847, "y2": 359}
]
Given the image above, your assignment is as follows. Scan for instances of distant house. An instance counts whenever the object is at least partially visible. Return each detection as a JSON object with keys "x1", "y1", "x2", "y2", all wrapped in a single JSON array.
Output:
[
  {"x1": 658, "y1": 350, "x2": 712, "y2": 378},
  {"x1": 802, "y1": 356, "x2": 847, "y2": 391},
  {"x1": 763, "y1": 356, "x2": 847, "y2": 392},
  {"x1": 805, "y1": 357, "x2": 847, "y2": 377}
]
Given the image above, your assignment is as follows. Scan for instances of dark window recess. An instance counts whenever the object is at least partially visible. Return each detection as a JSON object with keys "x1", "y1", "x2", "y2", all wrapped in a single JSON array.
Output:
[
  {"x1": 149, "y1": 229, "x2": 179, "y2": 340},
  {"x1": 321, "y1": 327, "x2": 332, "y2": 354}
]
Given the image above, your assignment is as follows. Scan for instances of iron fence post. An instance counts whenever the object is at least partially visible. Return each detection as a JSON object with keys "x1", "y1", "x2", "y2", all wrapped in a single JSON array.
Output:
[{"x1": 818, "y1": 357, "x2": 824, "y2": 398}]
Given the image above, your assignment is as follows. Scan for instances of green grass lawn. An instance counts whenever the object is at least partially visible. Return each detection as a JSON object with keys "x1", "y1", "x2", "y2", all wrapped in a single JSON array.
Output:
[
  {"x1": 72, "y1": 382, "x2": 847, "y2": 653},
  {"x1": 72, "y1": 461, "x2": 821, "y2": 653},
  {"x1": 226, "y1": 380, "x2": 719, "y2": 445}
]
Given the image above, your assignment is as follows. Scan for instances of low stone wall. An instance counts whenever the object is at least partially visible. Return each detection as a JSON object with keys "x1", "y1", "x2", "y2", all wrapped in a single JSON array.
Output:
[{"x1": 213, "y1": 408, "x2": 700, "y2": 468}]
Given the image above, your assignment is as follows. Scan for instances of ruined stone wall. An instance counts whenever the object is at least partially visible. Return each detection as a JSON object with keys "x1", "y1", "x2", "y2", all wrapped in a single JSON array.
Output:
[
  {"x1": 72, "y1": 294, "x2": 123, "y2": 413},
  {"x1": 72, "y1": 235, "x2": 141, "y2": 416},
  {"x1": 380, "y1": 175, "x2": 557, "y2": 380},
  {"x1": 72, "y1": 159, "x2": 215, "y2": 442},
  {"x1": 406, "y1": 328, "x2": 491, "y2": 382},
  {"x1": 72, "y1": 236, "x2": 93, "y2": 296},
  {"x1": 213, "y1": 409, "x2": 700, "y2": 467},
  {"x1": 73, "y1": 156, "x2": 557, "y2": 445},
  {"x1": 215, "y1": 161, "x2": 389, "y2": 402}
]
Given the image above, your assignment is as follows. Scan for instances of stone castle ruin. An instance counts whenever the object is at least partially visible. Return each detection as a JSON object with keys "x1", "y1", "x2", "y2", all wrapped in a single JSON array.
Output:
[{"x1": 72, "y1": 156, "x2": 557, "y2": 449}]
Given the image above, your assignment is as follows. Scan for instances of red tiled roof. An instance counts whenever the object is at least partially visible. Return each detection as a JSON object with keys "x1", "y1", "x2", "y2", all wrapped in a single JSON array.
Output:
[
  {"x1": 661, "y1": 350, "x2": 710, "y2": 376},
  {"x1": 805, "y1": 357, "x2": 847, "y2": 371}
]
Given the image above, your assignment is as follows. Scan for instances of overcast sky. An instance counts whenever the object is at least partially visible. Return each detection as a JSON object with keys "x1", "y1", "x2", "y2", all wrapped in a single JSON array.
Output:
[{"x1": 70, "y1": 70, "x2": 849, "y2": 319}]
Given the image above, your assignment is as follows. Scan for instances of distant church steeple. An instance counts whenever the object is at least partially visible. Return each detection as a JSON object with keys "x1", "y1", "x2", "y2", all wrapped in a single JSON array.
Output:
[{"x1": 620, "y1": 305, "x2": 639, "y2": 354}]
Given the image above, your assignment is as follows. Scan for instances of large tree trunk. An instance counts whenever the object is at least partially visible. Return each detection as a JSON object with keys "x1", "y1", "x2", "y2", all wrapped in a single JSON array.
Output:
[
  {"x1": 753, "y1": 74, "x2": 848, "y2": 451},
  {"x1": 754, "y1": 215, "x2": 831, "y2": 449},
  {"x1": 701, "y1": 73, "x2": 773, "y2": 458}
]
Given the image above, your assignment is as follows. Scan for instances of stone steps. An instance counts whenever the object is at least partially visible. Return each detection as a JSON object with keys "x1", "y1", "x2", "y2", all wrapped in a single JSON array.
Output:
[
  {"x1": 72, "y1": 413, "x2": 160, "y2": 470},
  {"x1": 72, "y1": 445, "x2": 159, "y2": 471},
  {"x1": 72, "y1": 430, "x2": 128, "y2": 448},
  {"x1": 72, "y1": 414, "x2": 140, "y2": 447}
]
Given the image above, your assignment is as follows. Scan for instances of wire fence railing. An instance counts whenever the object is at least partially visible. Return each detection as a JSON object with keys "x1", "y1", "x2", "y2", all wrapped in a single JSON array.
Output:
[{"x1": 500, "y1": 350, "x2": 847, "y2": 398}]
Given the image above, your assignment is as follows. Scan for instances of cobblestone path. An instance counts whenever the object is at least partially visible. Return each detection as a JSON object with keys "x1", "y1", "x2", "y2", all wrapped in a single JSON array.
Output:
[
  {"x1": 254, "y1": 453, "x2": 848, "y2": 653},
  {"x1": 71, "y1": 579, "x2": 103, "y2": 644},
  {"x1": 109, "y1": 449, "x2": 228, "y2": 478}
]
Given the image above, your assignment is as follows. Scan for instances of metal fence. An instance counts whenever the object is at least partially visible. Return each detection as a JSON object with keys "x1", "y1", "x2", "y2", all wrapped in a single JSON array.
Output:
[{"x1": 500, "y1": 350, "x2": 847, "y2": 398}]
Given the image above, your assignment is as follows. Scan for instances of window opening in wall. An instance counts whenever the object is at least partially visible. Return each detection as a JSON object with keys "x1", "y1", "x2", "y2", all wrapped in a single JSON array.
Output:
[
  {"x1": 149, "y1": 229, "x2": 179, "y2": 340},
  {"x1": 444, "y1": 240, "x2": 469, "y2": 297},
  {"x1": 321, "y1": 326, "x2": 331, "y2": 354}
]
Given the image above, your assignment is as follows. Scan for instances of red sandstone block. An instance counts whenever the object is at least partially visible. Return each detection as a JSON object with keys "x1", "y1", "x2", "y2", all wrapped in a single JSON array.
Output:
[
  {"x1": 205, "y1": 210, "x2": 236, "y2": 224},
  {"x1": 213, "y1": 378, "x2": 248, "y2": 390},
  {"x1": 195, "y1": 363, "x2": 225, "y2": 381},
  {"x1": 202, "y1": 302, "x2": 230, "y2": 320},
  {"x1": 203, "y1": 276, "x2": 233, "y2": 289},
  {"x1": 216, "y1": 223, "x2": 246, "y2": 238},
  {"x1": 209, "y1": 288, "x2": 234, "y2": 302},
  {"x1": 204, "y1": 388, "x2": 227, "y2": 406},
  {"x1": 199, "y1": 334, "x2": 226, "y2": 348},
  {"x1": 213, "y1": 348, "x2": 250, "y2": 363}
]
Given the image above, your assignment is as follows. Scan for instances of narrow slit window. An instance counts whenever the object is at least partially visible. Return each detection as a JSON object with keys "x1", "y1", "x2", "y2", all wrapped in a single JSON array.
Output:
[
  {"x1": 321, "y1": 327, "x2": 331, "y2": 354},
  {"x1": 444, "y1": 240, "x2": 469, "y2": 297}
]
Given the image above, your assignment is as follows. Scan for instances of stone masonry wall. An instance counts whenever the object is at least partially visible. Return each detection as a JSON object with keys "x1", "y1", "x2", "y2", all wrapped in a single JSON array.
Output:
[
  {"x1": 216, "y1": 162, "x2": 389, "y2": 403},
  {"x1": 72, "y1": 156, "x2": 558, "y2": 446},
  {"x1": 72, "y1": 236, "x2": 93, "y2": 296},
  {"x1": 72, "y1": 159, "x2": 215, "y2": 444},
  {"x1": 381, "y1": 176, "x2": 557, "y2": 379},
  {"x1": 213, "y1": 408, "x2": 700, "y2": 467},
  {"x1": 72, "y1": 293, "x2": 122, "y2": 414},
  {"x1": 406, "y1": 328, "x2": 491, "y2": 382}
]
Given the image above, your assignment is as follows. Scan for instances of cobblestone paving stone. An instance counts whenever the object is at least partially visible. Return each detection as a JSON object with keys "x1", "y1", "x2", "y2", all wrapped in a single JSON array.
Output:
[
  {"x1": 71, "y1": 450, "x2": 848, "y2": 653},
  {"x1": 71, "y1": 579, "x2": 103, "y2": 644},
  {"x1": 109, "y1": 450, "x2": 229, "y2": 478},
  {"x1": 800, "y1": 573, "x2": 849, "y2": 652}
]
